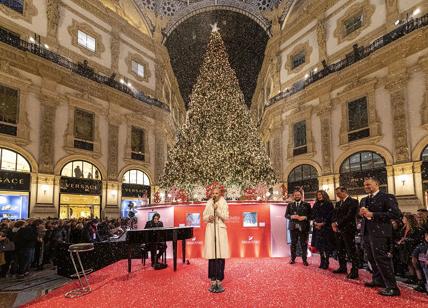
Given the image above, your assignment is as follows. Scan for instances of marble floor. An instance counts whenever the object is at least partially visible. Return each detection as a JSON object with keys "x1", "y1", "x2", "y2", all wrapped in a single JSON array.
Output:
[{"x1": 0, "y1": 266, "x2": 71, "y2": 308}]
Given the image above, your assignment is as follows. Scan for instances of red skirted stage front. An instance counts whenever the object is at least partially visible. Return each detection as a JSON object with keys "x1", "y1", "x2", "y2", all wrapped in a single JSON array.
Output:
[
  {"x1": 26, "y1": 257, "x2": 428, "y2": 307},
  {"x1": 136, "y1": 201, "x2": 288, "y2": 258}
]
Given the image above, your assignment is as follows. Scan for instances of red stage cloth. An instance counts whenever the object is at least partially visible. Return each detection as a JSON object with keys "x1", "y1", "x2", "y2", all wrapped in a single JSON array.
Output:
[
  {"x1": 26, "y1": 257, "x2": 428, "y2": 308},
  {"x1": 174, "y1": 203, "x2": 272, "y2": 258}
]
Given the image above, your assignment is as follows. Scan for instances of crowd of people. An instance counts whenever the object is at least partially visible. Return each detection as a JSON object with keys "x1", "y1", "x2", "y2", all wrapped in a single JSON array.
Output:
[
  {"x1": 287, "y1": 177, "x2": 428, "y2": 297},
  {"x1": 1, "y1": 177, "x2": 428, "y2": 298},
  {"x1": 0, "y1": 217, "x2": 133, "y2": 279}
]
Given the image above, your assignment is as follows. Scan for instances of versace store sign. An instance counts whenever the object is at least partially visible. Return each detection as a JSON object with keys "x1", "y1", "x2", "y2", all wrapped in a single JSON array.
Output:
[
  {"x1": 60, "y1": 177, "x2": 102, "y2": 195},
  {"x1": 0, "y1": 170, "x2": 31, "y2": 191},
  {"x1": 122, "y1": 183, "x2": 151, "y2": 198}
]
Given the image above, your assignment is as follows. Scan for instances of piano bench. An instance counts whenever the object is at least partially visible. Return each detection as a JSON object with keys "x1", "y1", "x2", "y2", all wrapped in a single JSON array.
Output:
[{"x1": 141, "y1": 244, "x2": 166, "y2": 266}]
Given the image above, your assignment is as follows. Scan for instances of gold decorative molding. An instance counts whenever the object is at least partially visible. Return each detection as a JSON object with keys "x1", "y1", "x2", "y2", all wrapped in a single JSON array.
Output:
[
  {"x1": 125, "y1": 52, "x2": 151, "y2": 83},
  {"x1": 420, "y1": 57, "x2": 428, "y2": 129},
  {"x1": 0, "y1": 0, "x2": 38, "y2": 23},
  {"x1": 333, "y1": 0, "x2": 375, "y2": 45},
  {"x1": 38, "y1": 92, "x2": 59, "y2": 173},
  {"x1": 316, "y1": 17, "x2": 328, "y2": 63},
  {"x1": 46, "y1": 0, "x2": 60, "y2": 41},
  {"x1": 0, "y1": 60, "x2": 32, "y2": 145},
  {"x1": 317, "y1": 94, "x2": 333, "y2": 174},
  {"x1": 335, "y1": 78, "x2": 381, "y2": 147},
  {"x1": 286, "y1": 107, "x2": 315, "y2": 162},
  {"x1": 124, "y1": 113, "x2": 153, "y2": 165},
  {"x1": 385, "y1": 0, "x2": 399, "y2": 30},
  {"x1": 385, "y1": 61, "x2": 410, "y2": 163},
  {"x1": 111, "y1": 30, "x2": 120, "y2": 72},
  {"x1": 63, "y1": 93, "x2": 105, "y2": 158},
  {"x1": 67, "y1": 19, "x2": 106, "y2": 58},
  {"x1": 284, "y1": 41, "x2": 313, "y2": 75}
]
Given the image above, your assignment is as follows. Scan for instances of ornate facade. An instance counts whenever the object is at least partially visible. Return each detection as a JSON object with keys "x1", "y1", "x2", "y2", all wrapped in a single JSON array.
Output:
[
  {"x1": 0, "y1": 0, "x2": 185, "y2": 218},
  {"x1": 253, "y1": 0, "x2": 428, "y2": 212}
]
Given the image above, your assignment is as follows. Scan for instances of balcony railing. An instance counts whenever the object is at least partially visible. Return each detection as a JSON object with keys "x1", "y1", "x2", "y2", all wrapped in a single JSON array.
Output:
[
  {"x1": 0, "y1": 28, "x2": 170, "y2": 112},
  {"x1": 268, "y1": 13, "x2": 428, "y2": 107}
]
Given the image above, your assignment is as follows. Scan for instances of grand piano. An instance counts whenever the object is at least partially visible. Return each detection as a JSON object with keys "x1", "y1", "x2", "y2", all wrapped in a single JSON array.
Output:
[
  {"x1": 126, "y1": 226, "x2": 194, "y2": 272},
  {"x1": 56, "y1": 226, "x2": 193, "y2": 277}
]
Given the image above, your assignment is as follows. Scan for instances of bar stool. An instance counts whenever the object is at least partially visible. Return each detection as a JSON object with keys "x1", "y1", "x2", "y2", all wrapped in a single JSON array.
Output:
[{"x1": 65, "y1": 243, "x2": 94, "y2": 298}]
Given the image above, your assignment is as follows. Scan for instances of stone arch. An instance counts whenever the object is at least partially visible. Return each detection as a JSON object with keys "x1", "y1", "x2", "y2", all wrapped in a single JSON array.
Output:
[
  {"x1": 284, "y1": 159, "x2": 322, "y2": 180},
  {"x1": 118, "y1": 164, "x2": 153, "y2": 185},
  {"x1": 280, "y1": 0, "x2": 300, "y2": 31},
  {"x1": 54, "y1": 155, "x2": 107, "y2": 180},
  {"x1": 163, "y1": 6, "x2": 271, "y2": 41},
  {"x1": 0, "y1": 141, "x2": 38, "y2": 173},
  {"x1": 412, "y1": 135, "x2": 428, "y2": 161},
  {"x1": 334, "y1": 145, "x2": 393, "y2": 174}
]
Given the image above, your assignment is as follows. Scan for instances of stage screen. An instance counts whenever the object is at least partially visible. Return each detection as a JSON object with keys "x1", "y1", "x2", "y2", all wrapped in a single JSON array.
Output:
[
  {"x1": 243, "y1": 212, "x2": 258, "y2": 227},
  {"x1": 0, "y1": 193, "x2": 29, "y2": 219},
  {"x1": 186, "y1": 213, "x2": 200, "y2": 227}
]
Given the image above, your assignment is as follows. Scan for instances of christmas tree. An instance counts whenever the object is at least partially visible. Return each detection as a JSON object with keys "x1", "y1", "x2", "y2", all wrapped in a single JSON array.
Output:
[{"x1": 160, "y1": 25, "x2": 276, "y2": 189}]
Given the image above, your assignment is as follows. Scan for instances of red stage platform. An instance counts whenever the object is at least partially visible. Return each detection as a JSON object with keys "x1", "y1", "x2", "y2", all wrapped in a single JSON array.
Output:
[
  {"x1": 136, "y1": 201, "x2": 289, "y2": 258},
  {"x1": 26, "y1": 257, "x2": 428, "y2": 308}
]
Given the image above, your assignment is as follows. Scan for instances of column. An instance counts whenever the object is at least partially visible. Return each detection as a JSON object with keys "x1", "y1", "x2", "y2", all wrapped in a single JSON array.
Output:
[
  {"x1": 154, "y1": 127, "x2": 167, "y2": 184},
  {"x1": 385, "y1": 61, "x2": 410, "y2": 163}
]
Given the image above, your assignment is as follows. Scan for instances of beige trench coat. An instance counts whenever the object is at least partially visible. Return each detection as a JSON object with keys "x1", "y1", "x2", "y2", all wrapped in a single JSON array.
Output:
[{"x1": 202, "y1": 197, "x2": 230, "y2": 259}]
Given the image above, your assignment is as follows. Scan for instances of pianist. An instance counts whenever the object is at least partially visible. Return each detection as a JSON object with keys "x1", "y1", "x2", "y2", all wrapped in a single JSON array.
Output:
[
  {"x1": 144, "y1": 213, "x2": 167, "y2": 266},
  {"x1": 203, "y1": 187, "x2": 230, "y2": 292}
]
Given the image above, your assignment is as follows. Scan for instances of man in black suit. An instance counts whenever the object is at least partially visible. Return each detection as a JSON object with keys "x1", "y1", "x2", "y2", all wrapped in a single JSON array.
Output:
[
  {"x1": 331, "y1": 186, "x2": 359, "y2": 279},
  {"x1": 285, "y1": 190, "x2": 312, "y2": 266},
  {"x1": 359, "y1": 177, "x2": 402, "y2": 296},
  {"x1": 144, "y1": 213, "x2": 167, "y2": 266}
]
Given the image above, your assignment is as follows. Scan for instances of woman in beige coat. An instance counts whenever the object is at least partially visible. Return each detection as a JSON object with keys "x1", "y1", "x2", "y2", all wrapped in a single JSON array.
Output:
[{"x1": 203, "y1": 188, "x2": 230, "y2": 292}]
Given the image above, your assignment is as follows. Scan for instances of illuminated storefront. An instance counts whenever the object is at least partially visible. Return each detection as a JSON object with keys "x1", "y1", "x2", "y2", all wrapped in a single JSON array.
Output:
[
  {"x1": 59, "y1": 160, "x2": 102, "y2": 219},
  {"x1": 121, "y1": 169, "x2": 150, "y2": 218},
  {"x1": 0, "y1": 148, "x2": 31, "y2": 219}
]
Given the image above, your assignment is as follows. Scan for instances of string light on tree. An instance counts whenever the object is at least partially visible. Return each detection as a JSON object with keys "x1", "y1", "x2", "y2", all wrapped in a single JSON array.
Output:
[{"x1": 159, "y1": 27, "x2": 276, "y2": 190}]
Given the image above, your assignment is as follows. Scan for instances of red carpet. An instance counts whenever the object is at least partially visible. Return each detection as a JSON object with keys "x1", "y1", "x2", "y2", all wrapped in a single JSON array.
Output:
[{"x1": 26, "y1": 258, "x2": 428, "y2": 308}]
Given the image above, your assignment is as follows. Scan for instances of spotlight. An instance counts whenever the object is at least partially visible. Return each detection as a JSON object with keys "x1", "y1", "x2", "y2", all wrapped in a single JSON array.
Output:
[
  {"x1": 120, "y1": 79, "x2": 125, "y2": 84},
  {"x1": 127, "y1": 81, "x2": 132, "y2": 87},
  {"x1": 313, "y1": 68, "x2": 318, "y2": 73},
  {"x1": 44, "y1": 44, "x2": 49, "y2": 49},
  {"x1": 304, "y1": 73, "x2": 309, "y2": 79},
  {"x1": 394, "y1": 19, "x2": 400, "y2": 26},
  {"x1": 29, "y1": 37, "x2": 35, "y2": 42},
  {"x1": 413, "y1": 8, "x2": 421, "y2": 16}
]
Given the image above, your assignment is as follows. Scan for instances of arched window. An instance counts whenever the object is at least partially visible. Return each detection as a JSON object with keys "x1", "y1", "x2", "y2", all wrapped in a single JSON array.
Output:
[
  {"x1": 421, "y1": 146, "x2": 428, "y2": 205},
  {"x1": 0, "y1": 148, "x2": 30, "y2": 172},
  {"x1": 340, "y1": 151, "x2": 387, "y2": 196},
  {"x1": 287, "y1": 164, "x2": 319, "y2": 199},
  {"x1": 61, "y1": 160, "x2": 101, "y2": 180},
  {"x1": 122, "y1": 169, "x2": 150, "y2": 185}
]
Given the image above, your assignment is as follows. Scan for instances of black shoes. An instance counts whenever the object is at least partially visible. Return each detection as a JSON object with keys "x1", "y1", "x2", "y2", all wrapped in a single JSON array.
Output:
[
  {"x1": 378, "y1": 288, "x2": 400, "y2": 297},
  {"x1": 321, "y1": 262, "x2": 329, "y2": 269},
  {"x1": 208, "y1": 281, "x2": 225, "y2": 293},
  {"x1": 346, "y1": 272, "x2": 359, "y2": 280},
  {"x1": 413, "y1": 283, "x2": 426, "y2": 293},
  {"x1": 364, "y1": 281, "x2": 385, "y2": 288},
  {"x1": 333, "y1": 268, "x2": 347, "y2": 274},
  {"x1": 346, "y1": 268, "x2": 359, "y2": 279},
  {"x1": 289, "y1": 259, "x2": 307, "y2": 266}
]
